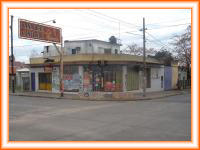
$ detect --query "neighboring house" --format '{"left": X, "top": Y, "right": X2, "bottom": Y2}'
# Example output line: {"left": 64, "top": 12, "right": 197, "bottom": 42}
{"left": 9, "top": 56, "right": 27, "bottom": 90}
{"left": 16, "top": 68, "right": 30, "bottom": 91}
{"left": 178, "top": 66, "right": 187, "bottom": 81}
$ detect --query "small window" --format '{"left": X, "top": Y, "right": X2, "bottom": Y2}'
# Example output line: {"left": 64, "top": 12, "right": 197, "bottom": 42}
{"left": 72, "top": 49, "right": 76, "bottom": 54}
{"left": 76, "top": 47, "right": 81, "bottom": 54}
{"left": 46, "top": 46, "right": 49, "bottom": 53}
{"left": 115, "top": 49, "right": 118, "bottom": 54}
{"left": 104, "top": 49, "right": 111, "bottom": 54}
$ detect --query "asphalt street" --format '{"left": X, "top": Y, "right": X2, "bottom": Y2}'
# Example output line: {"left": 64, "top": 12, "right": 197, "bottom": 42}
{"left": 9, "top": 91, "right": 191, "bottom": 141}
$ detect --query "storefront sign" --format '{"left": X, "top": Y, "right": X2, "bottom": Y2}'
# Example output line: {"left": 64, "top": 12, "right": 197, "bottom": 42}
{"left": 19, "top": 19, "right": 61, "bottom": 44}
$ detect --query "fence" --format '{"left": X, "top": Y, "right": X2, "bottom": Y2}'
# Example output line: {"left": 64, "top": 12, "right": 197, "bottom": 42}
{"left": 177, "top": 79, "right": 191, "bottom": 90}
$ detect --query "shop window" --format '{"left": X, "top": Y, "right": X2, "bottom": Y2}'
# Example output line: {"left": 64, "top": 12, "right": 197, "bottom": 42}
{"left": 103, "top": 66, "right": 122, "bottom": 92}
{"left": 82, "top": 65, "right": 122, "bottom": 92}
{"left": 63, "top": 65, "right": 79, "bottom": 92}
{"left": 64, "top": 65, "right": 78, "bottom": 74}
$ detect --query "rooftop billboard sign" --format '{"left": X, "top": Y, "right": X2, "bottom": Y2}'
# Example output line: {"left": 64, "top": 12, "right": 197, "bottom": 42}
{"left": 18, "top": 19, "right": 61, "bottom": 44}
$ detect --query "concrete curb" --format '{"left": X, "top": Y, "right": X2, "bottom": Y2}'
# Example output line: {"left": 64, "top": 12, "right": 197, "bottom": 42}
{"left": 10, "top": 91, "right": 184, "bottom": 101}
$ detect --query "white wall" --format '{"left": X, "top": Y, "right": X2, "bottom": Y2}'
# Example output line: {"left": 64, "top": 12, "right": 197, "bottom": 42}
{"left": 148, "top": 66, "right": 164, "bottom": 92}
{"left": 64, "top": 41, "right": 88, "bottom": 55}
{"left": 64, "top": 40, "right": 120, "bottom": 55}
{"left": 43, "top": 41, "right": 120, "bottom": 56}
{"left": 92, "top": 42, "right": 120, "bottom": 54}
{"left": 43, "top": 45, "right": 60, "bottom": 57}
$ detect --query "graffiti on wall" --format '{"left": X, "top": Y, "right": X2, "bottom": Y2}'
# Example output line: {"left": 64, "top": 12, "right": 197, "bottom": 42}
{"left": 63, "top": 73, "right": 80, "bottom": 92}
{"left": 52, "top": 67, "right": 60, "bottom": 92}
{"left": 83, "top": 71, "right": 92, "bottom": 93}
{"left": 79, "top": 76, "right": 83, "bottom": 92}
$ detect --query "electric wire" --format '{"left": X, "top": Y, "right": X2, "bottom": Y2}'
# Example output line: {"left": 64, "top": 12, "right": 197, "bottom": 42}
{"left": 145, "top": 31, "right": 173, "bottom": 51}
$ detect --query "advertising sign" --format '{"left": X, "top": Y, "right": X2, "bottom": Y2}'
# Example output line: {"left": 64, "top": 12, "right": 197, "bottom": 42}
{"left": 18, "top": 19, "right": 61, "bottom": 44}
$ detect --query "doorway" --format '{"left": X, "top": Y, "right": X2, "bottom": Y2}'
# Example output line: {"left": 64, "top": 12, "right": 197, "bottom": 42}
{"left": 38, "top": 73, "right": 52, "bottom": 91}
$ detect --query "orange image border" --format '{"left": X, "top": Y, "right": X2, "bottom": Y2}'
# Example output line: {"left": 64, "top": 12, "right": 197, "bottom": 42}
{"left": 1, "top": 0, "right": 199, "bottom": 150}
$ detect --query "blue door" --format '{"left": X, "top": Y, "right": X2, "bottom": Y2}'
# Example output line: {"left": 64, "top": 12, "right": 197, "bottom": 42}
{"left": 164, "top": 66, "right": 172, "bottom": 90}
{"left": 31, "top": 73, "right": 35, "bottom": 91}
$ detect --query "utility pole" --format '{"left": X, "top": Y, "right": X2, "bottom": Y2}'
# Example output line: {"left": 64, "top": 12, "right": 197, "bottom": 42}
{"left": 10, "top": 15, "right": 15, "bottom": 93}
{"left": 53, "top": 36, "right": 64, "bottom": 97}
{"left": 143, "top": 17, "right": 146, "bottom": 97}
{"left": 60, "top": 36, "right": 64, "bottom": 97}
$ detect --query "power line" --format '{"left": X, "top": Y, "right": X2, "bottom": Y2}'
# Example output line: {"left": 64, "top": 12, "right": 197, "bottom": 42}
{"left": 87, "top": 9, "right": 141, "bottom": 28}
{"left": 77, "top": 9, "right": 118, "bottom": 23}
{"left": 145, "top": 31, "right": 173, "bottom": 51}
{"left": 73, "top": 10, "right": 121, "bottom": 30}
{"left": 9, "top": 43, "right": 47, "bottom": 48}
{"left": 146, "top": 32, "right": 168, "bottom": 47}
{"left": 125, "top": 32, "right": 143, "bottom": 36}
{"left": 147, "top": 23, "right": 190, "bottom": 30}
{"left": 146, "top": 18, "right": 191, "bottom": 26}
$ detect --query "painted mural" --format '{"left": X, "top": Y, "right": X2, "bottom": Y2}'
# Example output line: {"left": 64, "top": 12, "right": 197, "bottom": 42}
{"left": 64, "top": 73, "right": 80, "bottom": 92}
{"left": 83, "top": 70, "right": 92, "bottom": 93}
{"left": 52, "top": 67, "right": 60, "bottom": 92}
{"left": 63, "top": 65, "right": 80, "bottom": 92}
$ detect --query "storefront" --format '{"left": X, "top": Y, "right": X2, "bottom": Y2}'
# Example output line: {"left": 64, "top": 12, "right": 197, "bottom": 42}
{"left": 83, "top": 65, "right": 123, "bottom": 92}
{"left": 38, "top": 73, "right": 52, "bottom": 91}
{"left": 29, "top": 54, "right": 168, "bottom": 95}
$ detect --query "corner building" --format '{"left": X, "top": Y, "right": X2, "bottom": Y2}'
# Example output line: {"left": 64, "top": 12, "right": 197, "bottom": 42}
{"left": 29, "top": 39, "right": 177, "bottom": 99}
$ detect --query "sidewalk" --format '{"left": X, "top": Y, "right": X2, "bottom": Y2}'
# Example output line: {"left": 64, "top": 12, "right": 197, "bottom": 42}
{"left": 9, "top": 89, "right": 190, "bottom": 101}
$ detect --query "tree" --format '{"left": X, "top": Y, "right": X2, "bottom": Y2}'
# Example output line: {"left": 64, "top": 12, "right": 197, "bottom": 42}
{"left": 122, "top": 43, "right": 157, "bottom": 56}
{"left": 153, "top": 48, "right": 174, "bottom": 66}
{"left": 171, "top": 25, "right": 191, "bottom": 78}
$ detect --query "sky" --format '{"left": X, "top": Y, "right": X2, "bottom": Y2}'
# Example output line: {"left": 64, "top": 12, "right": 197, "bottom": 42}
{"left": 9, "top": 9, "right": 191, "bottom": 63}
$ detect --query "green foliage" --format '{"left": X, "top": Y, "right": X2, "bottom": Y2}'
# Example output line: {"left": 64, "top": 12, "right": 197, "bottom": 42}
{"left": 154, "top": 49, "right": 174, "bottom": 66}
{"left": 172, "top": 25, "right": 191, "bottom": 67}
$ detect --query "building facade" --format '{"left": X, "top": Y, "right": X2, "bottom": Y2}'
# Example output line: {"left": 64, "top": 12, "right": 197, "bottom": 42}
{"left": 29, "top": 39, "right": 178, "bottom": 99}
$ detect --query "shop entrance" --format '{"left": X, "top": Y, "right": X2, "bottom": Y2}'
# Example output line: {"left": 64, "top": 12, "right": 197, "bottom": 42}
{"left": 39, "top": 73, "right": 52, "bottom": 91}
{"left": 91, "top": 65, "right": 122, "bottom": 92}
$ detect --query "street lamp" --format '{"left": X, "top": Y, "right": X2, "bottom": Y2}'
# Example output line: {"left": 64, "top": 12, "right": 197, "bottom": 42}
{"left": 40, "top": 19, "right": 64, "bottom": 97}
